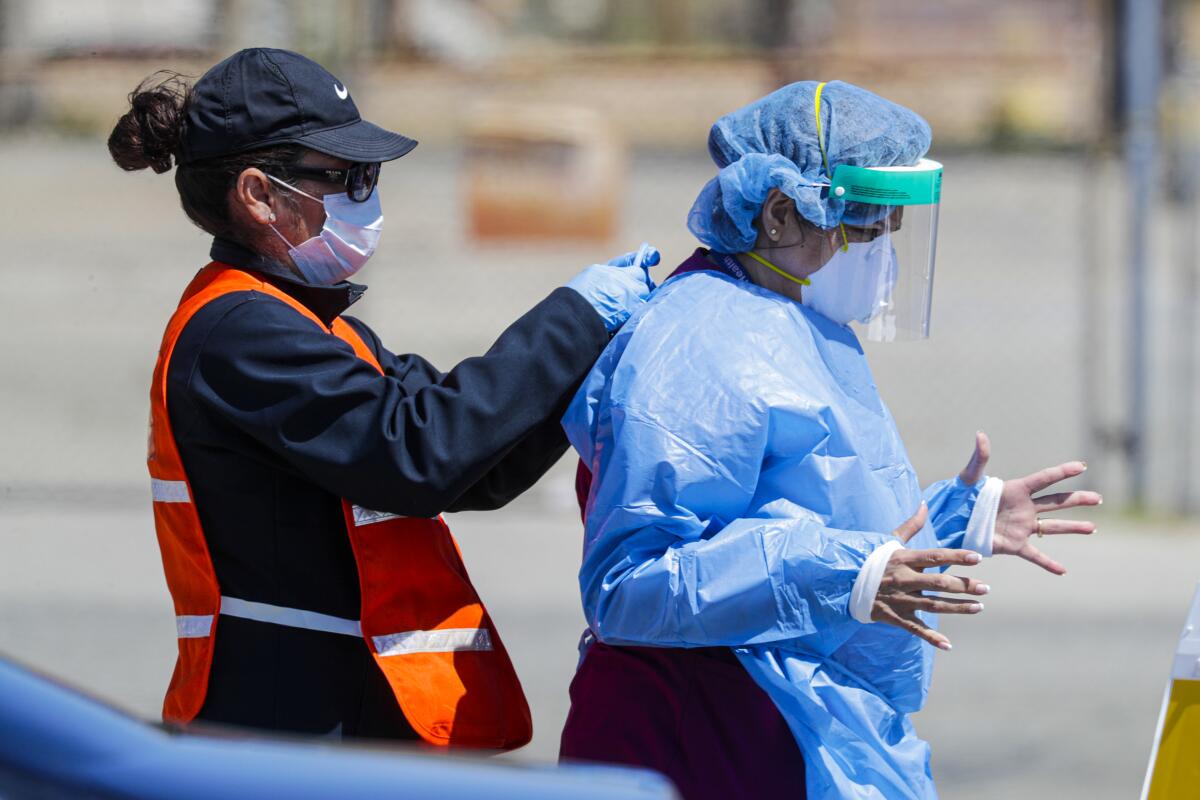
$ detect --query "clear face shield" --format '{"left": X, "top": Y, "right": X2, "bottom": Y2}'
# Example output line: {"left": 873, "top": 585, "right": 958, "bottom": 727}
{"left": 827, "top": 158, "right": 942, "bottom": 342}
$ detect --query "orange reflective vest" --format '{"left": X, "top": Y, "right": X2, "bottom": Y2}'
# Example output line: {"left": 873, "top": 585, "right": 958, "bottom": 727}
{"left": 147, "top": 264, "right": 532, "bottom": 749}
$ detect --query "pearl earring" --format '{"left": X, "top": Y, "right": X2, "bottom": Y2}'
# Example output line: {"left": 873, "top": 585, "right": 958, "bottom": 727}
{"left": 769, "top": 228, "right": 778, "bottom": 236}
{"left": 269, "top": 212, "right": 277, "bottom": 222}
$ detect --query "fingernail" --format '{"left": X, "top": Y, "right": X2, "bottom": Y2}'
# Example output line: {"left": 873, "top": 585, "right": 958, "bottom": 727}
{"left": 970, "top": 603, "right": 984, "bottom": 613}
{"left": 937, "top": 641, "right": 953, "bottom": 651}
{"left": 1081, "top": 461, "right": 1088, "bottom": 470}
{"left": 976, "top": 584, "right": 991, "bottom": 595}
{"left": 965, "top": 553, "right": 982, "bottom": 564}
{"left": 1098, "top": 496, "right": 1104, "bottom": 505}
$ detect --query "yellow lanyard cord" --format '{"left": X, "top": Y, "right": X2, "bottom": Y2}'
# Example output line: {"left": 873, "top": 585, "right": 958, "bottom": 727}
{"left": 813, "top": 81, "right": 850, "bottom": 253}
{"left": 743, "top": 250, "right": 811, "bottom": 286}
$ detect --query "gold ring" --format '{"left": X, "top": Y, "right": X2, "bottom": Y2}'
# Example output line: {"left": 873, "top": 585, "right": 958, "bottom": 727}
{"left": 1036, "top": 519, "right": 1044, "bottom": 538}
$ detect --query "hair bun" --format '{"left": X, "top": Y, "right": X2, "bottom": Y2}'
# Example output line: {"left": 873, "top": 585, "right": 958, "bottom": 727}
{"left": 108, "top": 72, "right": 191, "bottom": 174}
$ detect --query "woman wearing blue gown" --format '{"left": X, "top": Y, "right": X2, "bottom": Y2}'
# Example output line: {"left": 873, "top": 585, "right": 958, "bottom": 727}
{"left": 559, "top": 81, "right": 1101, "bottom": 799}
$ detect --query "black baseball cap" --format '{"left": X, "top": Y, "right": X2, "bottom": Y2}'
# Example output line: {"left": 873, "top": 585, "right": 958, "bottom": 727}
{"left": 178, "top": 48, "right": 417, "bottom": 165}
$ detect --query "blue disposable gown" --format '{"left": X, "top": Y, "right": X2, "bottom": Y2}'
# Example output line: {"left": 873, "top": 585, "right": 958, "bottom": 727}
{"left": 563, "top": 269, "right": 983, "bottom": 799}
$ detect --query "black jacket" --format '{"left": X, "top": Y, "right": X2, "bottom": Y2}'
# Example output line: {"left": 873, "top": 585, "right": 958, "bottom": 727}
{"left": 168, "top": 239, "right": 609, "bottom": 739}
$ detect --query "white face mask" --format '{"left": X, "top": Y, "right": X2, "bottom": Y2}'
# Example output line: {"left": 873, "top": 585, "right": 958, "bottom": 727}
{"left": 267, "top": 175, "right": 383, "bottom": 285}
{"left": 802, "top": 237, "right": 898, "bottom": 326}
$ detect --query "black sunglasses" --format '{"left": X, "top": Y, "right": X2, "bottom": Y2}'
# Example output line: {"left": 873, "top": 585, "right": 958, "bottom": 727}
{"left": 281, "top": 161, "right": 381, "bottom": 202}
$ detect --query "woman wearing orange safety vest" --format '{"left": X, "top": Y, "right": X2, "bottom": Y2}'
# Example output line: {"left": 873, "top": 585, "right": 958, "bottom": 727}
{"left": 107, "top": 48, "right": 659, "bottom": 745}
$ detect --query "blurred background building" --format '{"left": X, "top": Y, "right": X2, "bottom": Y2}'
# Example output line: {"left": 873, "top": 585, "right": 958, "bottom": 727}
{"left": 0, "top": 0, "right": 1113, "bottom": 148}
{"left": 1, "top": 2, "right": 1198, "bottom": 798}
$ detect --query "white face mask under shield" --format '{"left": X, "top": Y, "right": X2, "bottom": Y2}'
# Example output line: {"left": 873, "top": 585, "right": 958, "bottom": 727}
{"left": 267, "top": 175, "right": 384, "bottom": 285}
{"left": 802, "top": 237, "right": 898, "bottom": 327}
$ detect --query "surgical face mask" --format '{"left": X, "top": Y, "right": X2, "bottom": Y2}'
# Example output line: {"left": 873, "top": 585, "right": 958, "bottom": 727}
{"left": 267, "top": 175, "right": 383, "bottom": 285}
{"left": 801, "top": 237, "right": 898, "bottom": 326}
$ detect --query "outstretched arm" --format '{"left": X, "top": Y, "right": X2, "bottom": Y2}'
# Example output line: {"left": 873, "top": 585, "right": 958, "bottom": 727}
{"left": 581, "top": 411, "right": 985, "bottom": 653}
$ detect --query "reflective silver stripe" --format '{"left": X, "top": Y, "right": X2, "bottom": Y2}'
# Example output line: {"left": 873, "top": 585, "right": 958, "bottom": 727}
{"left": 351, "top": 505, "right": 403, "bottom": 527}
{"left": 206, "top": 598, "right": 489, "bottom": 655}
{"left": 219, "top": 596, "right": 362, "bottom": 637}
{"left": 176, "top": 614, "right": 213, "bottom": 638}
{"left": 373, "top": 627, "right": 493, "bottom": 656}
{"left": 151, "top": 479, "right": 191, "bottom": 503}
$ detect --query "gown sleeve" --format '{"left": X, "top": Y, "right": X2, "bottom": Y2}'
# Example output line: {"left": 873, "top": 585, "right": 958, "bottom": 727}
{"left": 922, "top": 476, "right": 984, "bottom": 551}
{"left": 579, "top": 405, "right": 898, "bottom": 651}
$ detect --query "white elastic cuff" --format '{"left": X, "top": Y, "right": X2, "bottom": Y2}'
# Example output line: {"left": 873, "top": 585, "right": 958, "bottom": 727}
{"left": 962, "top": 476, "right": 1003, "bottom": 557}
{"left": 850, "top": 540, "right": 905, "bottom": 624}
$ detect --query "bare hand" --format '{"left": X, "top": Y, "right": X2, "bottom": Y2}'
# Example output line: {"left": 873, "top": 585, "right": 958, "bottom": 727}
{"left": 871, "top": 503, "right": 989, "bottom": 651}
{"left": 959, "top": 432, "right": 1102, "bottom": 575}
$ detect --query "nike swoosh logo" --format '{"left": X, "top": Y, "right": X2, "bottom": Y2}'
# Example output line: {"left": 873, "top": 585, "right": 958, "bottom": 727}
{"left": 334, "top": 83, "right": 349, "bottom": 100}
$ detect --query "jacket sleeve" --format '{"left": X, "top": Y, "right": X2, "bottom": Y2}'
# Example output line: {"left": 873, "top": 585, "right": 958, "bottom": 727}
{"left": 444, "top": 417, "right": 572, "bottom": 512}
{"left": 184, "top": 287, "right": 607, "bottom": 517}
{"left": 343, "top": 316, "right": 574, "bottom": 512}
{"left": 580, "top": 407, "right": 896, "bottom": 652}
{"left": 342, "top": 316, "right": 446, "bottom": 389}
